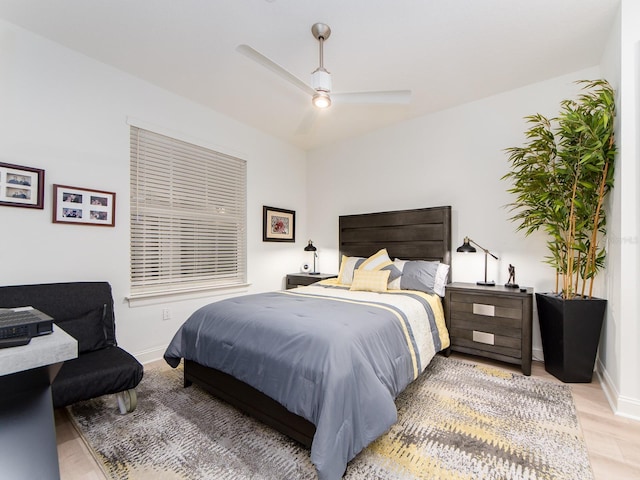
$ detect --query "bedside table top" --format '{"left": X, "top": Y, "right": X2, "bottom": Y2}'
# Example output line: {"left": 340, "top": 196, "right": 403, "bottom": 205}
{"left": 446, "top": 282, "right": 533, "bottom": 295}
{"left": 287, "top": 273, "right": 337, "bottom": 279}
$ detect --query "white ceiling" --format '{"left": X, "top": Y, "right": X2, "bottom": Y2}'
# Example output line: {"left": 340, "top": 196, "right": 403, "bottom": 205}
{"left": 0, "top": 0, "right": 619, "bottom": 151}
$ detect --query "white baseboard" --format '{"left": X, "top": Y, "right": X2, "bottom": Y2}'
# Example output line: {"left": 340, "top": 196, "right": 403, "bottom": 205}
{"left": 134, "top": 346, "right": 168, "bottom": 365}
{"left": 596, "top": 358, "right": 640, "bottom": 421}
{"left": 532, "top": 347, "right": 544, "bottom": 362}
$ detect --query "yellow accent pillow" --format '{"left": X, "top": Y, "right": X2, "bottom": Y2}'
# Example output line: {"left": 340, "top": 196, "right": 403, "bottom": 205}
{"left": 358, "top": 248, "right": 393, "bottom": 271}
{"left": 350, "top": 269, "right": 390, "bottom": 292}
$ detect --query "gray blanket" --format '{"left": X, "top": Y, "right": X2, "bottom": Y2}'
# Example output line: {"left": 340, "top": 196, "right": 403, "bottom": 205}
{"left": 164, "top": 285, "right": 445, "bottom": 480}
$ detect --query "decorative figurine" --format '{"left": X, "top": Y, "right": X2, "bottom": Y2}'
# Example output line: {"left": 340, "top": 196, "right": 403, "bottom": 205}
{"left": 505, "top": 264, "right": 519, "bottom": 288}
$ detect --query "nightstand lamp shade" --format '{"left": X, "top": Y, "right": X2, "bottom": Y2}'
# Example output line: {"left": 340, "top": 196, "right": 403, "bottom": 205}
{"left": 457, "top": 236, "right": 499, "bottom": 286}
{"left": 304, "top": 240, "right": 319, "bottom": 274}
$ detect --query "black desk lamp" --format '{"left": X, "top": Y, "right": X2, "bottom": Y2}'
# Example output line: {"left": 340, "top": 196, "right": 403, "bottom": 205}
{"left": 457, "top": 236, "right": 498, "bottom": 286}
{"left": 304, "top": 240, "right": 319, "bottom": 274}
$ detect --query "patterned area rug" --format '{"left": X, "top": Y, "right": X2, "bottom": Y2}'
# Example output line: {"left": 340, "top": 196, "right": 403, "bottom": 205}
{"left": 68, "top": 356, "right": 593, "bottom": 480}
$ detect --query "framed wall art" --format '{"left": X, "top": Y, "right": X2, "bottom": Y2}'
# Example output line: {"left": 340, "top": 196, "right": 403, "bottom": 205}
{"left": 263, "top": 205, "right": 295, "bottom": 242}
{"left": 0, "top": 162, "right": 45, "bottom": 209}
{"left": 53, "top": 184, "right": 116, "bottom": 227}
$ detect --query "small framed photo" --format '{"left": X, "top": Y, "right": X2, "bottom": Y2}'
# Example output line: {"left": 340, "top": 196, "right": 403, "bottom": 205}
{"left": 53, "top": 184, "right": 116, "bottom": 227}
{"left": 263, "top": 206, "right": 295, "bottom": 242}
{"left": 0, "top": 162, "right": 45, "bottom": 209}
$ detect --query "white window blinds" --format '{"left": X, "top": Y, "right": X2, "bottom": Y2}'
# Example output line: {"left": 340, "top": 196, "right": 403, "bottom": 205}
{"left": 130, "top": 126, "right": 247, "bottom": 297}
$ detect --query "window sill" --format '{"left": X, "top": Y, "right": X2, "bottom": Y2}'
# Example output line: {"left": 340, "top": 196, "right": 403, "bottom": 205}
{"left": 126, "top": 283, "right": 251, "bottom": 307}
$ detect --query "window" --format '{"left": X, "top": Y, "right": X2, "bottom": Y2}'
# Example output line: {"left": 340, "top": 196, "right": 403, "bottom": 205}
{"left": 129, "top": 126, "right": 247, "bottom": 297}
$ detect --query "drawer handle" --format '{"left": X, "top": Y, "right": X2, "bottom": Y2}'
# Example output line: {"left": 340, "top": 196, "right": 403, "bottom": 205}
{"left": 473, "top": 330, "right": 495, "bottom": 345}
{"left": 473, "top": 303, "right": 495, "bottom": 316}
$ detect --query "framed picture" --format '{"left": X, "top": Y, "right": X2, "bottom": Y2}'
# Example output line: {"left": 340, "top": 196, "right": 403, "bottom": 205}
{"left": 53, "top": 184, "right": 116, "bottom": 227}
{"left": 0, "top": 162, "right": 45, "bottom": 209}
{"left": 263, "top": 206, "right": 295, "bottom": 242}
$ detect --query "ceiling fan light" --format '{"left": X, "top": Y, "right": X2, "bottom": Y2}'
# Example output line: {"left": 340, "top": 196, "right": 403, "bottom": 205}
{"left": 312, "top": 91, "right": 331, "bottom": 109}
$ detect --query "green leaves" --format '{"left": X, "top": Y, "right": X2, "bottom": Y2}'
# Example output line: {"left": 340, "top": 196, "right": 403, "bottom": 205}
{"left": 503, "top": 79, "right": 616, "bottom": 299}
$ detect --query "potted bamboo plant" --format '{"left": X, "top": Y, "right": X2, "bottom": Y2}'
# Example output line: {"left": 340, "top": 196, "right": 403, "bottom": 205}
{"left": 502, "top": 79, "right": 616, "bottom": 382}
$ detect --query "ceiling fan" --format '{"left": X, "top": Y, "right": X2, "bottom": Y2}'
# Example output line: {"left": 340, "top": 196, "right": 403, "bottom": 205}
{"left": 237, "top": 23, "right": 411, "bottom": 110}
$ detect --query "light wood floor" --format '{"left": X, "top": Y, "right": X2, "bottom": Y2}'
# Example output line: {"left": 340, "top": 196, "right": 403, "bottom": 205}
{"left": 55, "top": 354, "right": 640, "bottom": 480}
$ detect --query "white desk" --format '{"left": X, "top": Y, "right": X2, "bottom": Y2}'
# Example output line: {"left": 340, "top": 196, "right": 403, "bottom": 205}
{"left": 0, "top": 326, "right": 77, "bottom": 480}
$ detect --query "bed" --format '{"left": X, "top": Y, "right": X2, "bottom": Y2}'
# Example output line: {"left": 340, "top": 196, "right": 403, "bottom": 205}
{"left": 164, "top": 205, "right": 452, "bottom": 480}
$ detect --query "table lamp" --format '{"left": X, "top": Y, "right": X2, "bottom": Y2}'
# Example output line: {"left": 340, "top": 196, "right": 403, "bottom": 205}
{"left": 304, "top": 240, "right": 319, "bottom": 274}
{"left": 457, "top": 236, "right": 498, "bottom": 286}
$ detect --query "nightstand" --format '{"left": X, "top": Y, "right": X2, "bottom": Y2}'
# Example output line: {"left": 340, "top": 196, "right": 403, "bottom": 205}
{"left": 286, "top": 273, "right": 337, "bottom": 289}
{"left": 444, "top": 282, "right": 533, "bottom": 375}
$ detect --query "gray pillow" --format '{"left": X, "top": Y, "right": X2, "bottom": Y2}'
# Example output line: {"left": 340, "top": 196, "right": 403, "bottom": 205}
{"left": 400, "top": 260, "right": 440, "bottom": 294}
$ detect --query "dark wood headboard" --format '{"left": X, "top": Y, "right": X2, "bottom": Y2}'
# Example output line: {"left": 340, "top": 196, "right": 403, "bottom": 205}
{"left": 339, "top": 206, "right": 452, "bottom": 280}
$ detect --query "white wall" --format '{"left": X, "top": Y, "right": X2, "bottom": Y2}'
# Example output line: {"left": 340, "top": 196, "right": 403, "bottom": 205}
{"left": 599, "top": 0, "right": 640, "bottom": 419}
{"left": 307, "top": 67, "right": 601, "bottom": 361}
{"left": 0, "top": 20, "right": 309, "bottom": 362}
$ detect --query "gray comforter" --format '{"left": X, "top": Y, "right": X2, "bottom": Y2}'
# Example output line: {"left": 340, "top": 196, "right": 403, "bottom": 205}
{"left": 164, "top": 284, "right": 447, "bottom": 480}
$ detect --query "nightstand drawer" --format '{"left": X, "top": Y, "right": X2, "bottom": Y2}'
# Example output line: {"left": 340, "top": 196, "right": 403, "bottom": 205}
{"left": 286, "top": 273, "right": 336, "bottom": 289}
{"left": 449, "top": 292, "right": 524, "bottom": 320}
{"left": 450, "top": 312, "right": 522, "bottom": 357}
{"left": 286, "top": 275, "right": 315, "bottom": 289}
{"left": 449, "top": 314, "right": 522, "bottom": 337}
{"left": 449, "top": 326, "right": 522, "bottom": 358}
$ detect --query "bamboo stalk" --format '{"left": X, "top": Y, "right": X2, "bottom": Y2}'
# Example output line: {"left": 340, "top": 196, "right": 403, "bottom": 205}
{"left": 575, "top": 250, "right": 582, "bottom": 297}
{"left": 566, "top": 175, "right": 579, "bottom": 298}
{"left": 587, "top": 160, "right": 610, "bottom": 298}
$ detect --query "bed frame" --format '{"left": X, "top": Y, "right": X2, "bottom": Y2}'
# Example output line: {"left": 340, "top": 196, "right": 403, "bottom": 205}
{"left": 184, "top": 205, "right": 452, "bottom": 448}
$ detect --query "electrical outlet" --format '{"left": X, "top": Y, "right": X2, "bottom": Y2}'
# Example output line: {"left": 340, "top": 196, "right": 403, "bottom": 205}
{"left": 162, "top": 308, "right": 170, "bottom": 321}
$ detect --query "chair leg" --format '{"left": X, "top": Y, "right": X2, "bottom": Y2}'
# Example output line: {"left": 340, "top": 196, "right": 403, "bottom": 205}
{"left": 116, "top": 389, "right": 137, "bottom": 414}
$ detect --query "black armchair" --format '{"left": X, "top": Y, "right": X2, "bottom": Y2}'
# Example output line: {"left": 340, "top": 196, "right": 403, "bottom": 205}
{"left": 0, "top": 282, "right": 143, "bottom": 413}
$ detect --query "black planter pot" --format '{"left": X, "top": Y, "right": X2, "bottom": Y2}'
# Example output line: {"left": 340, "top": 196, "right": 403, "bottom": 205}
{"left": 536, "top": 292, "right": 606, "bottom": 383}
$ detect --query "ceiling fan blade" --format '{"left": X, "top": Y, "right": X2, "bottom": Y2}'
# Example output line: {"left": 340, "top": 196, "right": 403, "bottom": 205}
{"left": 237, "top": 44, "right": 316, "bottom": 97}
{"left": 332, "top": 90, "right": 412, "bottom": 105}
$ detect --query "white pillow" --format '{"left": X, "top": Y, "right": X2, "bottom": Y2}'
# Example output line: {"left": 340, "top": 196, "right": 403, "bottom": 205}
{"left": 434, "top": 263, "right": 450, "bottom": 296}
